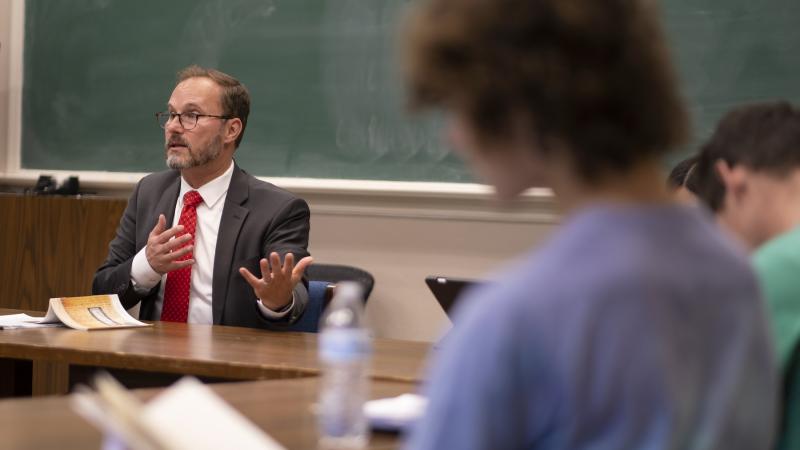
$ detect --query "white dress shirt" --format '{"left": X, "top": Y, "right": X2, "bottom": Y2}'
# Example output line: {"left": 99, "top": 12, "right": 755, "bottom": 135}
{"left": 130, "top": 161, "right": 292, "bottom": 324}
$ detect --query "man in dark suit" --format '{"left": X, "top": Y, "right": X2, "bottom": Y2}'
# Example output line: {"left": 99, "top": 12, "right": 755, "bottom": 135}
{"left": 93, "top": 65, "right": 312, "bottom": 330}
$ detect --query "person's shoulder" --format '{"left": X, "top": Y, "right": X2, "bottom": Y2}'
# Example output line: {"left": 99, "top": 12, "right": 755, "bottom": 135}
{"left": 128, "top": 170, "right": 179, "bottom": 201}
{"left": 234, "top": 166, "right": 309, "bottom": 214}
{"left": 136, "top": 169, "right": 180, "bottom": 188}
{"left": 678, "top": 206, "right": 757, "bottom": 281}
{"left": 594, "top": 204, "right": 750, "bottom": 278}
{"left": 237, "top": 167, "right": 301, "bottom": 200}
{"left": 755, "top": 226, "right": 800, "bottom": 266}
{"left": 754, "top": 226, "right": 800, "bottom": 287}
{"left": 633, "top": 206, "right": 761, "bottom": 312}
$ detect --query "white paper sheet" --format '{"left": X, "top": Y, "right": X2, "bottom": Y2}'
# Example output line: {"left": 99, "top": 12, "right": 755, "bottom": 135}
{"left": 140, "top": 378, "right": 286, "bottom": 450}
{"left": 364, "top": 393, "right": 427, "bottom": 431}
{"left": 0, "top": 313, "right": 62, "bottom": 329}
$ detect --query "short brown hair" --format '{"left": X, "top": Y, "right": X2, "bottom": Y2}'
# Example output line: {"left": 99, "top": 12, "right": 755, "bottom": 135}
{"left": 404, "top": 0, "right": 689, "bottom": 182}
{"left": 177, "top": 65, "right": 250, "bottom": 148}
{"left": 694, "top": 101, "right": 800, "bottom": 212}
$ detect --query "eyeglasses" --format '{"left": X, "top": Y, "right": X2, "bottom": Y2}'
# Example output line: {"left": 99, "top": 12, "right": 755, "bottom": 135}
{"left": 155, "top": 111, "right": 232, "bottom": 130}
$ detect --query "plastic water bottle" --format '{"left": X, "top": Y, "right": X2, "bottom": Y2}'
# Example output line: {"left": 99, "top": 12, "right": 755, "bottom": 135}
{"left": 318, "top": 281, "right": 372, "bottom": 449}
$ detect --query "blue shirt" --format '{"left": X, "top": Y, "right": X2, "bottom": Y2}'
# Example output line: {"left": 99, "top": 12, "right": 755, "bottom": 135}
{"left": 405, "top": 204, "right": 777, "bottom": 450}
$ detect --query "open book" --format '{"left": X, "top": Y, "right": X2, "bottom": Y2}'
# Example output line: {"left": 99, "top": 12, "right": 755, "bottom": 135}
{"left": 72, "top": 374, "right": 286, "bottom": 450}
{"left": 0, "top": 294, "right": 149, "bottom": 330}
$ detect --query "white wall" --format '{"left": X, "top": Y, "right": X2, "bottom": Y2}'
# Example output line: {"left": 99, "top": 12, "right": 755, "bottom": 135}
{"left": 0, "top": 0, "right": 560, "bottom": 342}
{"left": 301, "top": 191, "right": 558, "bottom": 341}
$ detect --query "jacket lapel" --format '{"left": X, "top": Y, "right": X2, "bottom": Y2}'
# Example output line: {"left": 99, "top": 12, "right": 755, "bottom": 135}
{"left": 155, "top": 173, "right": 181, "bottom": 227}
{"left": 212, "top": 164, "right": 249, "bottom": 324}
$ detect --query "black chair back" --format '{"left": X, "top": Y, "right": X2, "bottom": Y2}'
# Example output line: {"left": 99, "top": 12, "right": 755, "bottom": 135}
{"left": 306, "top": 263, "right": 375, "bottom": 306}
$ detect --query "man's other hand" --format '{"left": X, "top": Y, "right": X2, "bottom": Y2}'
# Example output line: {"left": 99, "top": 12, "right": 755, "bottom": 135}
{"left": 239, "top": 252, "right": 314, "bottom": 311}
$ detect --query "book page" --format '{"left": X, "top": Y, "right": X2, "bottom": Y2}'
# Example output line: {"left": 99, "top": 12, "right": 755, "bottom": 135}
{"left": 141, "top": 378, "right": 286, "bottom": 450}
{"left": 0, "top": 313, "right": 63, "bottom": 329}
{"left": 72, "top": 376, "right": 284, "bottom": 450}
{"left": 50, "top": 295, "right": 150, "bottom": 331}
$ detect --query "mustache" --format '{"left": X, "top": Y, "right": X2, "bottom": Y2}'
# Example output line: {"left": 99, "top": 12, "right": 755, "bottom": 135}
{"left": 165, "top": 135, "right": 190, "bottom": 149}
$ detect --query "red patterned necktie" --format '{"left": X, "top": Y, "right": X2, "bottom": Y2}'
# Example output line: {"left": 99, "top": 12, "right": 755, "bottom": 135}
{"left": 160, "top": 190, "right": 203, "bottom": 322}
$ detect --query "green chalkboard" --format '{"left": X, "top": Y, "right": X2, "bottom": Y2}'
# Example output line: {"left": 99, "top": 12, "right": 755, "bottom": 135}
{"left": 20, "top": 0, "right": 800, "bottom": 182}
{"left": 22, "top": 0, "right": 461, "bottom": 182}
{"left": 661, "top": 0, "right": 800, "bottom": 145}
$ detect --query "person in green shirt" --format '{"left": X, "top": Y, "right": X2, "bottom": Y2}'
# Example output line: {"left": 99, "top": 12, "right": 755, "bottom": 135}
{"left": 694, "top": 101, "right": 800, "bottom": 449}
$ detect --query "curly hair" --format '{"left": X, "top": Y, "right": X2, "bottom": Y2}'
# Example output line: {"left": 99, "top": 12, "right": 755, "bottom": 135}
{"left": 177, "top": 65, "right": 250, "bottom": 148}
{"left": 404, "top": 0, "right": 689, "bottom": 182}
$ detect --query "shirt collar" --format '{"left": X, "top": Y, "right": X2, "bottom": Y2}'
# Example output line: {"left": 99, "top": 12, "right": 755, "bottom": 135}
{"left": 178, "top": 161, "right": 234, "bottom": 209}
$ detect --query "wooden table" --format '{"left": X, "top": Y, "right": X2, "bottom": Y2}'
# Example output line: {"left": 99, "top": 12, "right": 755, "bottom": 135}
{"left": 0, "top": 377, "right": 413, "bottom": 450}
{"left": 0, "top": 308, "right": 430, "bottom": 396}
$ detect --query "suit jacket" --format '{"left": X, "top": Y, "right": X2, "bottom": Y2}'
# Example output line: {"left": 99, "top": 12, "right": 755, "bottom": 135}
{"left": 92, "top": 164, "right": 311, "bottom": 330}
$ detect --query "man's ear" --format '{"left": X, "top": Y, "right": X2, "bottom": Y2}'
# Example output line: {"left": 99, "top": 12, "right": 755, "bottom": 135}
{"left": 715, "top": 159, "right": 748, "bottom": 202}
{"left": 225, "top": 118, "right": 243, "bottom": 146}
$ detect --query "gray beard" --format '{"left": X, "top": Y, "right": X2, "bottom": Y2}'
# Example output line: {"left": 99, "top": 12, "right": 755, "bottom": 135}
{"left": 165, "top": 135, "right": 223, "bottom": 170}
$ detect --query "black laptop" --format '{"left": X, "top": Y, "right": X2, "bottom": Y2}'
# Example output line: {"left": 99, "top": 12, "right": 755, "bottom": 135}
{"left": 425, "top": 276, "right": 477, "bottom": 315}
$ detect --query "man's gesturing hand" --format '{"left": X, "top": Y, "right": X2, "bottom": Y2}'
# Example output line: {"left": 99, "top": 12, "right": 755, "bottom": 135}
{"left": 239, "top": 252, "right": 314, "bottom": 311}
{"left": 145, "top": 214, "right": 195, "bottom": 275}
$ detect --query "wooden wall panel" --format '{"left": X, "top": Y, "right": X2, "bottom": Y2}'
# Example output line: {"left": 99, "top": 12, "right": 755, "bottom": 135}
{"left": 0, "top": 195, "right": 126, "bottom": 311}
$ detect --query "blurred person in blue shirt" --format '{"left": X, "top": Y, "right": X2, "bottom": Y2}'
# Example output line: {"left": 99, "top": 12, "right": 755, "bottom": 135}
{"left": 400, "top": 0, "right": 777, "bottom": 449}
